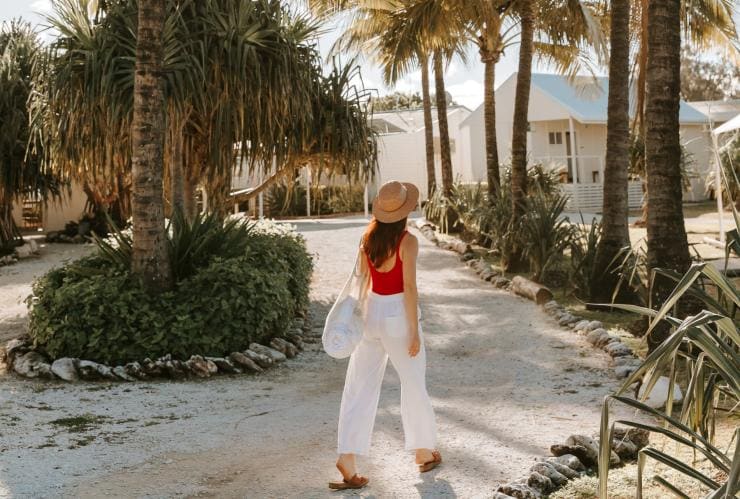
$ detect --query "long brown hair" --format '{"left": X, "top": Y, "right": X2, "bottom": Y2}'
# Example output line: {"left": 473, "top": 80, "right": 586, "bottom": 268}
{"left": 362, "top": 217, "right": 408, "bottom": 268}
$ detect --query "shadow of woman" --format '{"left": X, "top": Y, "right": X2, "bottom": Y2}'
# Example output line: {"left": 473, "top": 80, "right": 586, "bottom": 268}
{"left": 415, "top": 472, "right": 457, "bottom": 498}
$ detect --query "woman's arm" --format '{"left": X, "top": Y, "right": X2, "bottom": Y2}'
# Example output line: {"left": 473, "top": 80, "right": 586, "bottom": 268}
{"left": 401, "top": 234, "right": 421, "bottom": 357}
{"left": 358, "top": 245, "right": 371, "bottom": 303}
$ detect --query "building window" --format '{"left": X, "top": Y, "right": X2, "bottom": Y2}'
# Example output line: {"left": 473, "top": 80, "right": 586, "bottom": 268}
{"left": 548, "top": 132, "right": 563, "bottom": 145}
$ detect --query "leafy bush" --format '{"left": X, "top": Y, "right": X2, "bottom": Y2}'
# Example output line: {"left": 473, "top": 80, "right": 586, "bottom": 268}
{"left": 597, "top": 262, "right": 739, "bottom": 498}
{"left": 27, "top": 217, "right": 313, "bottom": 364}
{"left": 521, "top": 191, "right": 575, "bottom": 282}
{"left": 568, "top": 217, "right": 602, "bottom": 299}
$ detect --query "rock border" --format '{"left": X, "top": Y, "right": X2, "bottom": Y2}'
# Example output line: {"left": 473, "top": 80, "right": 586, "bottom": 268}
{"left": 2, "top": 312, "right": 315, "bottom": 383}
{"left": 0, "top": 239, "right": 41, "bottom": 267}
{"left": 493, "top": 428, "right": 650, "bottom": 498}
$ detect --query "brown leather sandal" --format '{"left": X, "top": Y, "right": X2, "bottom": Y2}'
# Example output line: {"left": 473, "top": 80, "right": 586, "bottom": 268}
{"left": 328, "top": 474, "right": 369, "bottom": 490}
{"left": 419, "top": 450, "right": 442, "bottom": 473}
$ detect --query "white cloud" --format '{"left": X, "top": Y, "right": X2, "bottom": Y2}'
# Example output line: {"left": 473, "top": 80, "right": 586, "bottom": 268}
{"left": 445, "top": 62, "right": 459, "bottom": 79}
{"left": 30, "top": 0, "right": 52, "bottom": 13}
{"left": 446, "top": 79, "right": 484, "bottom": 110}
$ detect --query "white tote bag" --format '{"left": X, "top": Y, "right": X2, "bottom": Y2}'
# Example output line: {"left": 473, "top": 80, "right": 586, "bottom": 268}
{"left": 322, "top": 248, "right": 365, "bottom": 359}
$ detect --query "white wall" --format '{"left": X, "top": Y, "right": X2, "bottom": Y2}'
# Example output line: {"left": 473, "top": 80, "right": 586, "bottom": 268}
{"left": 12, "top": 181, "right": 88, "bottom": 233}
{"left": 680, "top": 125, "right": 712, "bottom": 201}
{"left": 374, "top": 107, "right": 472, "bottom": 200}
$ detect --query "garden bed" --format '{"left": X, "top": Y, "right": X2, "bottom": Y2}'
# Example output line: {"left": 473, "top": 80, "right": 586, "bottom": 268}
{"left": 4, "top": 216, "right": 314, "bottom": 383}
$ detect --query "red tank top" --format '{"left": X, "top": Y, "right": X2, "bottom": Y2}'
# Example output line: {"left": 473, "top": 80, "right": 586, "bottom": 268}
{"left": 367, "top": 231, "right": 407, "bottom": 295}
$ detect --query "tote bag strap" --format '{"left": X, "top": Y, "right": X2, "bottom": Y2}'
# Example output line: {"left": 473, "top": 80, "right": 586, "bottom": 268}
{"left": 337, "top": 239, "right": 364, "bottom": 299}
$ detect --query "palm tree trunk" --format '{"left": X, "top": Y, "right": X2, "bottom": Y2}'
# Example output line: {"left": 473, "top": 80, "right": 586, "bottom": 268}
{"left": 0, "top": 201, "right": 20, "bottom": 249}
{"left": 645, "top": 0, "right": 691, "bottom": 349}
{"left": 506, "top": 0, "right": 534, "bottom": 272}
{"left": 433, "top": 51, "right": 453, "bottom": 197}
{"left": 420, "top": 54, "right": 436, "bottom": 197}
{"left": 480, "top": 25, "right": 502, "bottom": 201}
{"left": 590, "top": 0, "right": 631, "bottom": 303}
{"left": 131, "top": 0, "right": 172, "bottom": 291}
{"left": 483, "top": 57, "right": 500, "bottom": 200}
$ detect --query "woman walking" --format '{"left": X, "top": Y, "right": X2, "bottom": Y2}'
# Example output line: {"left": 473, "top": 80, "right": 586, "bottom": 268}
{"left": 330, "top": 181, "right": 441, "bottom": 491}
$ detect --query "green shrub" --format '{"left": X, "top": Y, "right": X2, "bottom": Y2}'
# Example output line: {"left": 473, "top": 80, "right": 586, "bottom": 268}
{"left": 568, "top": 217, "right": 601, "bottom": 299}
{"left": 26, "top": 218, "right": 313, "bottom": 364}
{"left": 520, "top": 191, "right": 575, "bottom": 282}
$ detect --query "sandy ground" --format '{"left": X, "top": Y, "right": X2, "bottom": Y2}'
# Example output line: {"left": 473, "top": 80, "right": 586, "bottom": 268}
{"left": 0, "top": 217, "right": 630, "bottom": 498}
{"left": 0, "top": 240, "right": 93, "bottom": 343}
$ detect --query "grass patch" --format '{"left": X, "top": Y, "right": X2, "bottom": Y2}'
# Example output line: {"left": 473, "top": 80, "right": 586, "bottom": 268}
{"left": 551, "top": 289, "right": 636, "bottom": 330}
{"left": 49, "top": 414, "right": 110, "bottom": 432}
{"left": 69, "top": 435, "right": 96, "bottom": 448}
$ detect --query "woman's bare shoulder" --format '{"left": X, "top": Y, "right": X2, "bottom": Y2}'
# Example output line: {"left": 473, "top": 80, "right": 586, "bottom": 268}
{"left": 401, "top": 232, "right": 418, "bottom": 251}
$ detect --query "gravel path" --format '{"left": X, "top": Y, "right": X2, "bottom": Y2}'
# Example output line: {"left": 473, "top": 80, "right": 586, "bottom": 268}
{"left": 0, "top": 218, "right": 626, "bottom": 498}
{"left": 0, "top": 241, "right": 92, "bottom": 344}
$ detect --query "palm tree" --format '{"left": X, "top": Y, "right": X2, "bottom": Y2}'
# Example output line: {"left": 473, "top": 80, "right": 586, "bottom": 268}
{"left": 433, "top": 50, "right": 454, "bottom": 196}
{"left": 590, "top": 0, "right": 631, "bottom": 302}
{"left": 462, "top": 0, "right": 518, "bottom": 201}
{"left": 506, "top": 0, "right": 534, "bottom": 272}
{"left": 319, "top": 0, "right": 466, "bottom": 199}
{"left": 644, "top": 0, "right": 692, "bottom": 349}
{"left": 0, "top": 20, "right": 57, "bottom": 250}
{"left": 504, "top": 0, "right": 605, "bottom": 271}
{"left": 130, "top": 0, "right": 171, "bottom": 290}
{"left": 420, "top": 54, "right": 436, "bottom": 196}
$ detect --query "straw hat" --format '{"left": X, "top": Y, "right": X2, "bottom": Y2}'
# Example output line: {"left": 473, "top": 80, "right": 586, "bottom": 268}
{"left": 372, "top": 181, "right": 419, "bottom": 223}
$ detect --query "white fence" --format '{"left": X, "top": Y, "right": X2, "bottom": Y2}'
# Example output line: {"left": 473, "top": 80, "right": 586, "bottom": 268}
{"left": 560, "top": 182, "right": 643, "bottom": 212}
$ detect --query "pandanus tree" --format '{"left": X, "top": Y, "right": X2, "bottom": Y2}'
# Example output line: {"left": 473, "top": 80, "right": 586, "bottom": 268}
{"left": 34, "top": 0, "right": 376, "bottom": 222}
{"left": 35, "top": 0, "right": 376, "bottom": 289}
{"left": 0, "top": 20, "right": 59, "bottom": 251}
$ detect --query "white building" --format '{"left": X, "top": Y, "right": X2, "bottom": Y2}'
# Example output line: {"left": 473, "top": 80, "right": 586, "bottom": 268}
{"left": 372, "top": 105, "right": 472, "bottom": 200}
{"left": 461, "top": 73, "right": 713, "bottom": 211}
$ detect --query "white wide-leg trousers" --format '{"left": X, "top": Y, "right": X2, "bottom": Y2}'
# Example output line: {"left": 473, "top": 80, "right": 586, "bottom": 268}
{"left": 337, "top": 291, "right": 437, "bottom": 456}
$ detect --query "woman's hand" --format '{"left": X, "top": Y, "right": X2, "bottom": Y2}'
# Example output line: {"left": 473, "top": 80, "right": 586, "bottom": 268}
{"left": 408, "top": 332, "right": 421, "bottom": 357}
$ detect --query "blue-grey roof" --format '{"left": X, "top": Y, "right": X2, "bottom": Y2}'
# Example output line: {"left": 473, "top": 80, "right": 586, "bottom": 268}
{"left": 529, "top": 73, "right": 708, "bottom": 124}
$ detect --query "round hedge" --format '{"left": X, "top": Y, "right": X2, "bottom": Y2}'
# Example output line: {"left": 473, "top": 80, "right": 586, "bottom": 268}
{"left": 27, "top": 228, "right": 313, "bottom": 365}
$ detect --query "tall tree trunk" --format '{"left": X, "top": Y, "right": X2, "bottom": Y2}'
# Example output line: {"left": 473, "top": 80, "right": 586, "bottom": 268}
{"left": 420, "top": 54, "right": 436, "bottom": 197}
{"left": 131, "top": 0, "right": 171, "bottom": 291}
{"left": 433, "top": 51, "right": 453, "bottom": 197}
{"left": 506, "top": 0, "right": 534, "bottom": 272}
{"left": 0, "top": 201, "right": 20, "bottom": 249}
{"left": 480, "top": 25, "right": 502, "bottom": 201}
{"left": 645, "top": 0, "right": 691, "bottom": 350}
{"left": 590, "top": 0, "right": 631, "bottom": 303}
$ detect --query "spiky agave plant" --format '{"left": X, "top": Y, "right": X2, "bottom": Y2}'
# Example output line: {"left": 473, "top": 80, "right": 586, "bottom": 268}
{"left": 596, "top": 259, "right": 739, "bottom": 497}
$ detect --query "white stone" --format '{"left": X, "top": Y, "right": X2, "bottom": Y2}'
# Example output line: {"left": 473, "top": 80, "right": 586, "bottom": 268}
{"left": 638, "top": 376, "right": 683, "bottom": 409}
{"left": 14, "top": 243, "right": 35, "bottom": 259}
{"left": 51, "top": 358, "right": 79, "bottom": 382}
